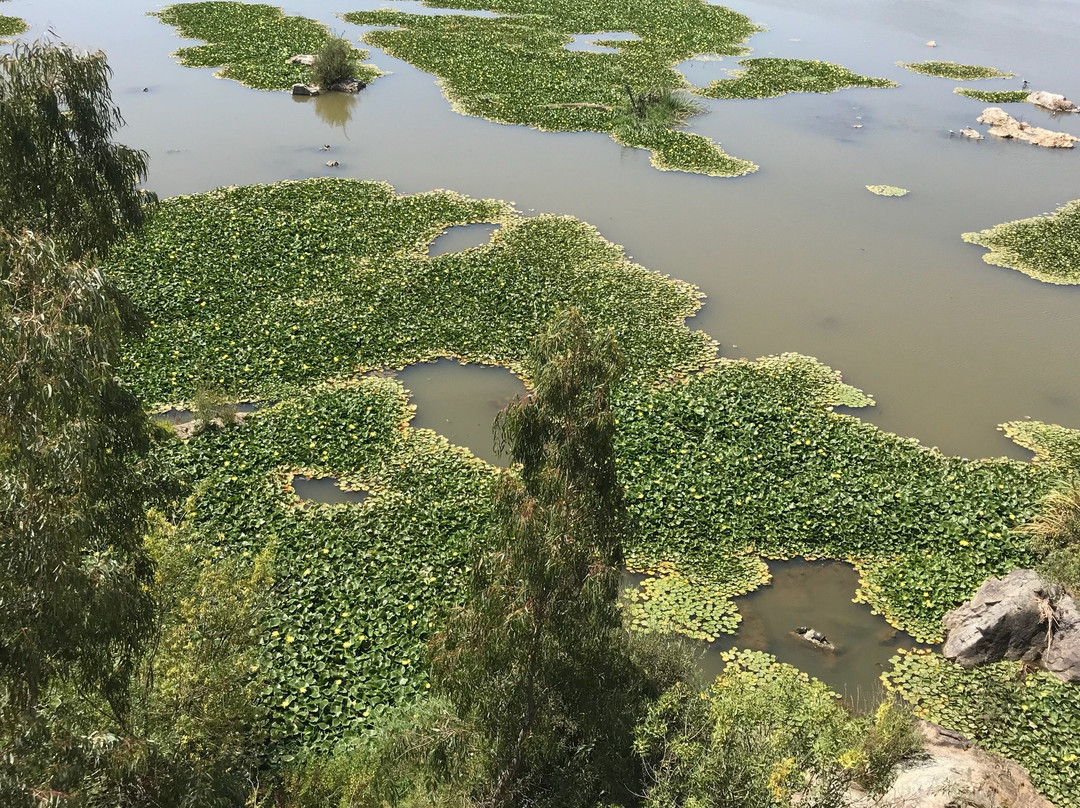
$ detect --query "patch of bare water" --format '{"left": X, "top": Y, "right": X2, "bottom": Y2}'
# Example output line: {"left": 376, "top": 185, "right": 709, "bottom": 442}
{"left": 395, "top": 359, "right": 526, "bottom": 464}
{"left": 699, "top": 559, "right": 927, "bottom": 704}
{"left": 428, "top": 222, "right": 501, "bottom": 256}
{"left": 563, "top": 31, "right": 640, "bottom": 54}
{"left": 292, "top": 475, "right": 370, "bottom": 505}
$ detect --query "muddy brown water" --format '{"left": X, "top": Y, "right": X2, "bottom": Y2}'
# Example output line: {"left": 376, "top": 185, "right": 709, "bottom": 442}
{"left": 395, "top": 359, "right": 526, "bottom": 465}
{"left": 11, "top": 0, "right": 1079, "bottom": 676}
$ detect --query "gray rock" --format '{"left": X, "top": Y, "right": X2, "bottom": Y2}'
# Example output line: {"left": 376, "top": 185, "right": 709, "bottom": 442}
{"left": 943, "top": 569, "right": 1080, "bottom": 682}
{"left": 793, "top": 626, "right": 835, "bottom": 651}
{"left": 291, "top": 83, "right": 321, "bottom": 97}
{"left": 287, "top": 54, "right": 315, "bottom": 66}
{"left": 848, "top": 721, "right": 1055, "bottom": 808}
{"left": 329, "top": 79, "right": 366, "bottom": 94}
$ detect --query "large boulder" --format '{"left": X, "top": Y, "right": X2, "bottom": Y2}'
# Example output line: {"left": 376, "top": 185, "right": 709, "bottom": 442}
{"left": 850, "top": 721, "right": 1055, "bottom": 808}
{"left": 977, "top": 107, "right": 1079, "bottom": 148}
{"left": 1027, "top": 90, "right": 1079, "bottom": 112}
{"left": 943, "top": 569, "right": 1080, "bottom": 682}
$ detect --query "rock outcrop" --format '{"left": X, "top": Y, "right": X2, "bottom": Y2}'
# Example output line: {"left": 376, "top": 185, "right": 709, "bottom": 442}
{"left": 792, "top": 626, "right": 835, "bottom": 651}
{"left": 960, "top": 127, "right": 984, "bottom": 139}
{"left": 287, "top": 54, "right": 315, "bottom": 66}
{"left": 291, "top": 83, "right": 321, "bottom": 97}
{"left": 977, "top": 107, "right": 1079, "bottom": 148}
{"left": 943, "top": 569, "right": 1080, "bottom": 682}
{"left": 1027, "top": 90, "right": 1079, "bottom": 113}
{"left": 850, "top": 721, "right": 1055, "bottom": 808}
{"left": 329, "top": 79, "right": 366, "bottom": 94}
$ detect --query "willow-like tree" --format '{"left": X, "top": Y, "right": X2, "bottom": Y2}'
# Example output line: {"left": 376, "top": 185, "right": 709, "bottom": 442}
{"left": 0, "top": 230, "right": 165, "bottom": 715}
{"left": 0, "top": 41, "right": 155, "bottom": 260}
{"left": 430, "top": 309, "right": 646, "bottom": 808}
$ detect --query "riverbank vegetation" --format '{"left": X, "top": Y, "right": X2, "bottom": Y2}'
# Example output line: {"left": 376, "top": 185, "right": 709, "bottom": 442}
{"left": 156, "top": 2, "right": 381, "bottom": 91}
{"left": 885, "top": 650, "right": 1080, "bottom": 807}
{"left": 899, "top": 60, "right": 1013, "bottom": 79}
{"left": 963, "top": 198, "right": 1080, "bottom": 284}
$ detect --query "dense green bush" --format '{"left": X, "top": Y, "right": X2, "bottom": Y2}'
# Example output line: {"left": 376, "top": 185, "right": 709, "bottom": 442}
{"left": 311, "top": 37, "right": 358, "bottom": 89}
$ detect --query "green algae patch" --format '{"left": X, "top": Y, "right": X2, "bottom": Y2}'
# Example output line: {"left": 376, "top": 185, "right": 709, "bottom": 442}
{"left": 613, "top": 353, "right": 1069, "bottom": 644}
{"left": 898, "top": 60, "right": 1013, "bottom": 80}
{"left": 954, "top": 87, "right": 1029, "bottom": 103}
{"left": 156, "top": 2, "right": 381, "bottom": 90}
{"left": 109, "top": 178, "right": 716, "bottom": 405}
{"left": 701, "top": 58, "right": 895, "bottom": 100}
{"left": 963, "top": 199, "right": 1080, "bottom": 285}
{"left": 866, "top": 184, "right": 908, "bottom": 197}
{"left": 170, "top": 376, "right": 499, "bottom": 752}
{"left": 885, "top": 650, "right": 1080, "bottom": 807}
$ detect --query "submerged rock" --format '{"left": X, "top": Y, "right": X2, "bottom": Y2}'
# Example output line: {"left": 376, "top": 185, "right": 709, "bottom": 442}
{"left": 329, "top": 79, "right": 366, "bottom": 94}
{"left": 1026, "top": 90, "right": 1079, "bottom": 112}
{"left": 793, "top": 626, "right": 835, "bottom": 651}
{"left": 943, "top": 568, "right": 1080, "bottom": 682}
{"left": 849, "top": 721, "right": 1055, "bottom": 808}
{"left": 977, "top": 107, "right": 1079, "bottom": 147}
{"left": 292, "top": 83, "right": 320, "bottom": 97}
{"left": 287, "top": 54, "right": 315, "bottom": 66}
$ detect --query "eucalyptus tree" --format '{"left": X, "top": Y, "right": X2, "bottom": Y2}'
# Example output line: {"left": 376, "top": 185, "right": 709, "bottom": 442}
{"left": 0, "top": 229, "right": 165, "bottom": 716}
{"left": 0, "top": 40, "right": 155, "bottom": 261}
{"left": 429, "top": 309, "right": 648, "bottom": 808}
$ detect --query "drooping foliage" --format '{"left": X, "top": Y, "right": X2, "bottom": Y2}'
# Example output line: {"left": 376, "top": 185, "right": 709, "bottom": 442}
{"left": 0, "top": 230, "right": 166, "bottom": 714}
{"left": 0, "top": 42, "right": 154, "bottom": 261}
{"left": 429, "top": 310, "right": 647, "bottom": 808}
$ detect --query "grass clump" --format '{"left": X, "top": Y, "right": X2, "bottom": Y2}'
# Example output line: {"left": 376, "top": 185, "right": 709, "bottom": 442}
{"left": 867, "top": 184, "right": 909, "bottom": 197}
{"left": 963, "top": 199, "right": 1080, "bottom": 285}
{"left": 614, "top": 353, "right": 1069, "bottom": 643}
{"left": 108, "top": 178, "right": 716, "bottom": 405}
{"left": 899, "top": 60, "right": 1013, "bottom": 80}
{"left": 156, "top": 2, "right": 380, "bottom": 91}
{"left": 1020, "top": 479, "right": 1080, "bottom": 596}
{"left": 310, "top": 36, "right": 358, "bottom": 90}
{"left": 885, "top": 650, "right": 1080, "bottom": 807}
{"left": 702, "top": 57, "right": 895, "bottom": 100}
{"left": 342, "top": 1, "right": 893, "bottom": 176}
{"left": 954, "top": 87, "right": 1029, "bottom": 103}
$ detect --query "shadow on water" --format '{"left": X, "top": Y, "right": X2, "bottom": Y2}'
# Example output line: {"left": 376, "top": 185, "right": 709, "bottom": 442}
{"left": 695, "top": 559, "right": 929, "bottom": 707}
{"left": 395, "top": 358, "right": 526, "bottom": 465}
{"left": 428, "top": 222, "right": 501, "bottom": 257}
{"left": 292, "top": 475, "right": 369, "bottom": 506}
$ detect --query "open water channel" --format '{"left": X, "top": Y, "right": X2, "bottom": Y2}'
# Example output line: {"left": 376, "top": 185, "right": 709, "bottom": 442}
{"left": 9, "top": 0, "right": 1079, "bottom": 693}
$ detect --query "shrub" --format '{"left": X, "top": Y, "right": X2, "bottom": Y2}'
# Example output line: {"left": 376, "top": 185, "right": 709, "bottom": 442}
{"left": 311, "top": 37, "right": 358, "bottom": 90}
{"left": 1021, "top": 478, "right": 1080, "bottom": 595}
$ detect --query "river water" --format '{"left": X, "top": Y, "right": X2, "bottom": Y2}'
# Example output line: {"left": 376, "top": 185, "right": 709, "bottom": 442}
{"left": 9, "top": 0, "right": 1079, "bottom": 690}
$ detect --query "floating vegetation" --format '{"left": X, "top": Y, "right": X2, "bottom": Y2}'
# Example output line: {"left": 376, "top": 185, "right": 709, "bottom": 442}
{"left": 1003, "top": 419, "right": 1080, "bottom": 470}
{"left": 342, "top": 1, "right": 892, "bottom": 175}
{"left": 0, "top": 4, "right": 26, "bottom": 39}
{"left": 170, "top": 377, "right": 498, "bottom": 751}
{"left": 962, "top": 199, "right": 1080, "bottom": 285}
{"left": 614, "top": 353, "right": 1071, "bottom": 643}
{"left": 108, "top": 178, "right": 715, "bottom": 405}
{"left": 623, "top": 555, "right": 769, "bottom": 640}
{"left": 156, "top": 2, "right": 381, "bottom": 91}
{"left": 884, "top": 650, "right": 1080, "bottom": 807}
{"left": 954, "top": 87, "right": 1029, "bottom": 103}
{"left": 701, "top": 58, "right": 895, "bottom": 100}
{"left": 898, "top": 60, "right": 1013, "bottom": 80}
{"left": 866, "top": 185, "right": 909, "bottom": 197}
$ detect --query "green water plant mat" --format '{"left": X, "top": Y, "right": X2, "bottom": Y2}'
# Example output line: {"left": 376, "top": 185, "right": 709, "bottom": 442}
{"left": 885, "top": 650, "right": 1080, "bottom": 807}
{"left": 866, "top": 185, "right": 908, "bottom": 197}
{"left": 963, "top": 199, "right": 1080, "bottom": 285}
{"left": 342, "top": 0, "right": 892, "bottom": 176}
{"left": 156, "top": 1, "right": 381, "bottom": 90}
{"left": 898, "top": 60, "right": 1013, "bottom": 80}
{"left": 954, "top": 87, "right": 1029, "bottom": 103}
{"left": 0, "top": 13, "right": 26, "bottom": 39}
{"left": 701, "top": 57, "right": 894, "bottom": 100}
{"left": 109, "top": 178, "right": 715, "bottom": 405}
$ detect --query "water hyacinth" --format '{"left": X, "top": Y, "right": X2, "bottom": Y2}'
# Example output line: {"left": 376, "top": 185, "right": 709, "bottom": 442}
{"left": 953, "top": 87, "right": 1029, "bottom": 103}
{"left": 702, "top": 58, "right": 894, "bottom": 100}
{"left": 866, "top": 185, "right": 909, "bottom": 197}
{"left": 963, "top": 199, "right": 1080, "bottom": 285}
{"left": 898, "top": 60, "right": 1014, "bottom": 80}
{"left": 156, "top": 1, "right": 382, "bottom": 90}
